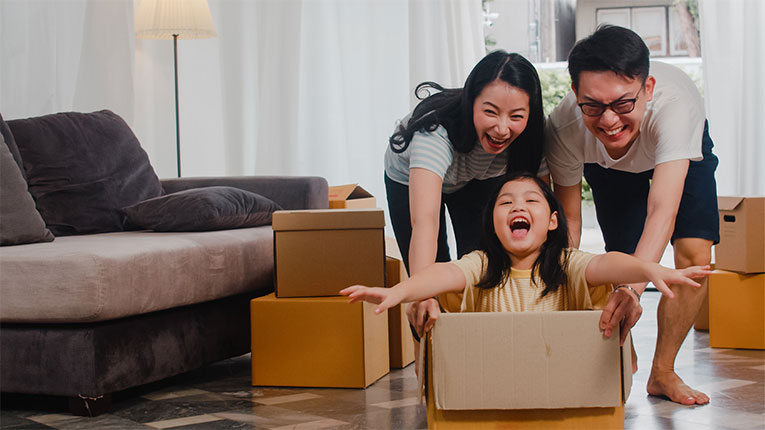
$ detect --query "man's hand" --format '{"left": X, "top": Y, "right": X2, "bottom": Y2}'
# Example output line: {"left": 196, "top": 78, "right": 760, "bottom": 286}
{"left": 599, "top": 288, "right": 643, "bottom": 345}
{"left": 406, "top": 298, "right": 441, "bottom": 338}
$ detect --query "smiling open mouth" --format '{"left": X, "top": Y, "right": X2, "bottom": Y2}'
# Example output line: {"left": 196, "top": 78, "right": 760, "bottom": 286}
{"left": 602, "top": 125, "right": 626, "bottom": 136}
{"left": 510, "top": 217, "right": 530, "bottom": 238}
{"left": 487, "top": 135, "right": 509, "bottom": 147}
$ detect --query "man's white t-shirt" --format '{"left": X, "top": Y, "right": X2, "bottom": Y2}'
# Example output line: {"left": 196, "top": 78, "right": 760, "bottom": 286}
{"left": 545, "top": 61, "right": 705, "bottom": 187}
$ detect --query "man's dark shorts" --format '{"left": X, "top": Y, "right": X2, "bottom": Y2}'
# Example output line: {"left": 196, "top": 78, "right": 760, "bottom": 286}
{"left": 583, "top": 120, "right": 720, "bottom": 254}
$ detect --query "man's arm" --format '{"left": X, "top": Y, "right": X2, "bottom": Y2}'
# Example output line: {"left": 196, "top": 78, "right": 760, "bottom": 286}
{"left": 554, "top": 181, "right": 583, "bottom": 248}
{"left": 629, "top": 159, "right": 689, "bottom": 294}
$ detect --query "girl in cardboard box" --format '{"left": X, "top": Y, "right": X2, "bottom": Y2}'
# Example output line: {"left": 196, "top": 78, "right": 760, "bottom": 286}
{"left": 341, "top": 172, "right": 711, "bottom": 345}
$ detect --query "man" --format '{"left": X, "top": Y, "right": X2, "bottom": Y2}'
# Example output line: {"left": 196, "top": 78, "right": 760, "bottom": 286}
{"left": 546, "top": 25, "right": 719, "bottom": 405}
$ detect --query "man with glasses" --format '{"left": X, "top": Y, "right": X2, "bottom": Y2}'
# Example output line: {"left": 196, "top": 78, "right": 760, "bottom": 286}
{"left": 546, "top": 25, "right": 719, "bottom": 406}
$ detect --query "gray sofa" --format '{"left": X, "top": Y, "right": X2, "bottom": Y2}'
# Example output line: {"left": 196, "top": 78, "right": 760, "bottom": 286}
{"left": 0, "top": 111, "right": 328, "bottom": 415}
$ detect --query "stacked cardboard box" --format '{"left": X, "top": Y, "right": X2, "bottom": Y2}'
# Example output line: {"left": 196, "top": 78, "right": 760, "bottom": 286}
{"left": 708, "top": 197, "right": 764, "bottom": 350}
{"left": 423, "top": 312, "right": 631, "bottom": 429}
{"left": 384, "top": 235, "right": 415, "bottom": 368}
{"left": 250, "top": 205, "right": 390, "bottom": 388}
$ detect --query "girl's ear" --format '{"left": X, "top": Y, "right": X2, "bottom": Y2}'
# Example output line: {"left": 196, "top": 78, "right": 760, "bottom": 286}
{"left": 548, "top": 211, "right": 559, "bottom": 231}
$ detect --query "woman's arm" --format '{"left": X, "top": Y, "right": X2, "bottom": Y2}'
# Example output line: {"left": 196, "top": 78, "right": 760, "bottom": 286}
{"left": 408, "top": 168, "right": 444, "bottom": 274}
{"left": 340, "top": 262, "right": 467, "bottom": 314}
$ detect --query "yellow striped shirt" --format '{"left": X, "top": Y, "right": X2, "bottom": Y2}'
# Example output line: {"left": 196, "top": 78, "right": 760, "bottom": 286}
{"left": 447, "top": 249, "right": 611, "bottom": 313}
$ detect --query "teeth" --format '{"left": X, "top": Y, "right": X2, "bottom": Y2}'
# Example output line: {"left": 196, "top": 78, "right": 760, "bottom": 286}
{"left": 604, "top": 126, "right": 625, "bottom": 136}
{"left": 488, "top": 135, "right": 509, "bottom": 145}
{"left": 510, "top": 217, "right": 530, "bottom": 230}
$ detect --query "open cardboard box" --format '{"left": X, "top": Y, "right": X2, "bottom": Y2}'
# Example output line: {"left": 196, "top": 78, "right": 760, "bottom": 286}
{"left": 420, "top": 311, "right": 631, "bottom": 429}
{"left": 329, "top": 184, "right": 376, "bottom": 209}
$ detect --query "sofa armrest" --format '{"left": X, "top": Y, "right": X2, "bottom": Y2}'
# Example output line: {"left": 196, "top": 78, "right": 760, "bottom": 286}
{"left": 160, "top": 176, "right": 328, "bottom": 210}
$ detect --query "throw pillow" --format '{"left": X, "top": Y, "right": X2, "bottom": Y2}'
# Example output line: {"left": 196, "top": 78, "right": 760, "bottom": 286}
{"left": 0, "top": 134, "right": 55, "bottom": 246}
{"left": 7, "top": 110, "right": 163, "bottom": 235}
{"left": 0, "top": 113, "right": 25, "bottom": 180}
{"left": 122, "top": 186, "right": 282, "bottom": 232}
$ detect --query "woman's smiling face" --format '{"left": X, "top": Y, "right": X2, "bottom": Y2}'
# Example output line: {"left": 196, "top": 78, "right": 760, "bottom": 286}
{"left": 473, "top": 80, "right": 530, "bottom": 155}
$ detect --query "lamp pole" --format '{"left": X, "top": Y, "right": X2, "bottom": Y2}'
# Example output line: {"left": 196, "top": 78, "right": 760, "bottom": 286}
{"left": 173, "top": 33, "right": 181, "bottom": 178}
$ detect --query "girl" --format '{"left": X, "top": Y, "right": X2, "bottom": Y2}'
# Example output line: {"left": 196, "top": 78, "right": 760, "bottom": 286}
{"left": 342, "top": 172, "right": 710, "bottom": 341}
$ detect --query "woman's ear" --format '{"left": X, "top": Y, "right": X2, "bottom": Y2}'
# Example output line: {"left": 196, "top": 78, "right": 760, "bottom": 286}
{"left": 548, "top": 211, "right": 559, "bottom": 231}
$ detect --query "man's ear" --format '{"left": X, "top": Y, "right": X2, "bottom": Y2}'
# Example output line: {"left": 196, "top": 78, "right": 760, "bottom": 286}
{"left": 644, "top": 76, "right": 656, "bottom": 102}
{"left": 549, "top": 211, "right": 559, "bottom": 231}
{"left": 571, "top": 83, "right": 578, "bottom": 96}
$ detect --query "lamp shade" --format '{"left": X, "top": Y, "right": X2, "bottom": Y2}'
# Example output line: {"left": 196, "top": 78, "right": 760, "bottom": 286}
{"left": 135, "top": 0, "right": 216, "bottom": 40}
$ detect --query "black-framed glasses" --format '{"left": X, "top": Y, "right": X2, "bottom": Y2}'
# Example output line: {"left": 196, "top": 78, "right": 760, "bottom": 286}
{"left": 578, "top": 93, "right": 639, "bottom": 116}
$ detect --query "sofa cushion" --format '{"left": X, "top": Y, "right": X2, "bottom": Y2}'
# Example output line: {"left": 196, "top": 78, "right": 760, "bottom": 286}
{"left": 0, "top": 228, "right": 275, "bottom": 323}
{"left": 7, "top": 110, "right": 163, "bottom": 236}
{"left": 0, "top": 134, "right": 55, "bottom": 246}
{"left": 123, "top": 186, "right": 282, "bottom": 232}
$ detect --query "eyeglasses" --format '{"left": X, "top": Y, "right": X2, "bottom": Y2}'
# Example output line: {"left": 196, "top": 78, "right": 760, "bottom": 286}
{"left": 578, "top": 92, "right": 640, "bottom": 117}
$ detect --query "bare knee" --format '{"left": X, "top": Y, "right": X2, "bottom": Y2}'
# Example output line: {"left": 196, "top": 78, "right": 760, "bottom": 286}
{"left": 673, "top": 238, "right": 712, "bottom": 268}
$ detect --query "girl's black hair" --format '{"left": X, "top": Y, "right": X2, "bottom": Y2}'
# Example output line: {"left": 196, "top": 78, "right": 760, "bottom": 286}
{"left": 388, "top": 51, "right": 544, "bottom": 175}
{"left": 475, "top": 172, "right": 570, "bottom": 297}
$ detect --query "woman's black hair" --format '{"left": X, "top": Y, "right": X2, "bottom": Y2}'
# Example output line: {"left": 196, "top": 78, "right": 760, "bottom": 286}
{"left": 568, "top": 24, "right": 650, "bottom": 91}
{"left": 475, "top": 172, "right": 570, "bottom": 297}
{"left": 389, "top": 51, "right": 544, "bottom": 175}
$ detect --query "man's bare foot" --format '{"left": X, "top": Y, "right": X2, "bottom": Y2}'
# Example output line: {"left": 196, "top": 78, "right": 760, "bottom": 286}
{"left": 647, "top": 369, "right": 710, "bottom": 405}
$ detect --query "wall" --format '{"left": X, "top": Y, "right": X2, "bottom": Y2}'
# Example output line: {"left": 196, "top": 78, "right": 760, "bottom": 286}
{"left": 576, "top": 0, "right": 674, "bottom": 40}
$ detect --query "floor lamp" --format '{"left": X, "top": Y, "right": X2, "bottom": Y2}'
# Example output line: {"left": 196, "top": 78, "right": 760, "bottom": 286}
{"left": 135, "top": 0, "right": 216, "bottom": 178}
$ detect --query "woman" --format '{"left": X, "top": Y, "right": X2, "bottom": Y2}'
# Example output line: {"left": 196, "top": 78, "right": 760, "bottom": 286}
{"left": 384, "top": 50, "right": 546, "bottom": 336}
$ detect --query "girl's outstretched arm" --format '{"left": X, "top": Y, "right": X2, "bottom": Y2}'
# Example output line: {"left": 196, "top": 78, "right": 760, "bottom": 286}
{"left": 586, "top": 252, "right": 712, "bottom": 344}
{"left": 585, "top": 251, "right": 712, "bottom": 298}
{"left": 339, "top": 262, "right": 466, "bottom": 315}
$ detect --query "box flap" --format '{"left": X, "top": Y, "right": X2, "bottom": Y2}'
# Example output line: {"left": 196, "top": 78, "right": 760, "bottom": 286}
{"left": 718, "top": 196, "right": 745, "bottom": 211}
{"left": 621, "top": 331, "right": 633, "bottom": 403}
{"left": 430, "top": 312, "right": 623, "bottom": 410}
{"left": 273, "top": 209, "right": 385, "bottom": 231}
{"left": 329, "top": 184, "right": 373, "bottom": 201}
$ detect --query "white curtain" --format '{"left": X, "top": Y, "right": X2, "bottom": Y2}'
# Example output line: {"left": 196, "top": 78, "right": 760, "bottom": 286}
{"left": 700, "top": 0, "right": 765, "bottom": 196}
{"left": 1, "top": 0, "right": 484, "bottom": 217}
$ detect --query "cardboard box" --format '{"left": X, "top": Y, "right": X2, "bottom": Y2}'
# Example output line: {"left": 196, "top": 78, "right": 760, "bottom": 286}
{"left": 250, "top": 293, "right": 389, "bottom": 388}
{"left": 386, "top": 256, "right": 415, "bottom": 368}
{"left": 423, "top": 312, "right": 631, "bottom": 429}
{"left": 709, "top": 270, "right": 765, "bottom": 349}
{"left": 329, "top": 184, "right": 376, "bottom": 209}
{"left": 716, "top": 196, "right": 765, "bottom": 273}
{"left": 273, "top": 209, "right": 386, "bottom": 297}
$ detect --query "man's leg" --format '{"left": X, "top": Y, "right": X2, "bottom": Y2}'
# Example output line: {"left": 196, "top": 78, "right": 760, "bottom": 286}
{"left": 584, "top": 164, "right": 651, "bottom": 374}
{"left": 647, "top": 120, "right": 718, "bottom": 405}
{"left": 647, "top": 237, "right": 712, "bottom": 405}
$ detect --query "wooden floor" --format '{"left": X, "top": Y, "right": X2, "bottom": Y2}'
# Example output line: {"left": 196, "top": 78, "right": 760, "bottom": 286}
{"left": 2, "top": 290, "right": 764, "bottom": 429}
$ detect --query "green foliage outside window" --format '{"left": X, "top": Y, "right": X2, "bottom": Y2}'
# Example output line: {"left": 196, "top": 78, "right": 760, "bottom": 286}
{"left": 539, "top": 68, "right": 571, "bottom": 116}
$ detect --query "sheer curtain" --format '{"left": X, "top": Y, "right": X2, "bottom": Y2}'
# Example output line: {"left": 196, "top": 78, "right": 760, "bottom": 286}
{"left": 700, "top": 0, "right": 765, "bottom": 196}
{"left": 1, "top": 0, "right": 483, "bottom": 204}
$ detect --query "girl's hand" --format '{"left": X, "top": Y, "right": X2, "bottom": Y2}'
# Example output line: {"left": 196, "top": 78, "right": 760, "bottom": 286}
{"left": 339, "top": 285, "right": 402, "bottom": 314}
{"left": 648, "top": 265, "right": 713, "bottom": 294}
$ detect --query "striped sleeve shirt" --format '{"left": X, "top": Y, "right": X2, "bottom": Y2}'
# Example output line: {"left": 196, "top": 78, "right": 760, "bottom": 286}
{"left": 384, "top": 124, "right": 509, "bottom": 194}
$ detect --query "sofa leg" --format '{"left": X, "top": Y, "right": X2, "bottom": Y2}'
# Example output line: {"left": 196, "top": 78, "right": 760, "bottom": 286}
{"left": 68, "top": 393, "right": 112, "bottom": 417}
